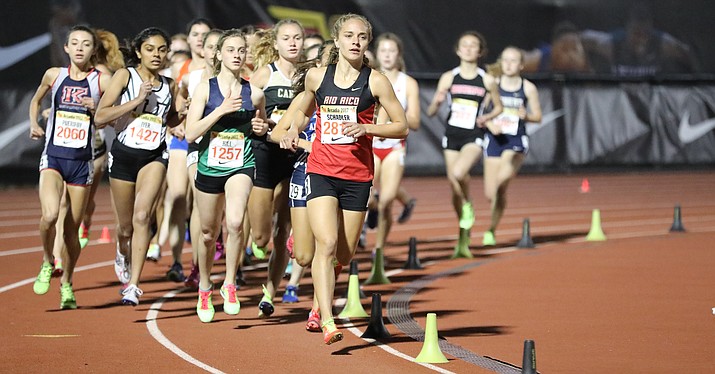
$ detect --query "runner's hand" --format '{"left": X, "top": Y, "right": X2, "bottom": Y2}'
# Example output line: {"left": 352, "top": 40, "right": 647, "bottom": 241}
{"left": 252, "top": 110, "right": 268, "bottom": 136}
{"left": 342, "top": 122, "right": 366, "bottom": 138}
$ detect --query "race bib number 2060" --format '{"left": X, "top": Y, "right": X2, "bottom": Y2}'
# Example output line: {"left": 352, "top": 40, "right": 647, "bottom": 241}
{"left": 53, "top": 110, "right": 90, "bottom": 148}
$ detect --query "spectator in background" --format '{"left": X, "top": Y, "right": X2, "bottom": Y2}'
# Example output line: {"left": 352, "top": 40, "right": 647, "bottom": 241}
{"left": 239, "top": 25, "right": 263, "bottom": 80}
{"left": 580, "top": 2, "right": 699, "bottom": 76}
{"left": 49, "top": 0, "right": 82, "bottom": 66}
{"left": 523, "top": 21, "right": 592, "bottom": 73}
{"left": 160, "top": 34, "right": 190, "bottom": 78}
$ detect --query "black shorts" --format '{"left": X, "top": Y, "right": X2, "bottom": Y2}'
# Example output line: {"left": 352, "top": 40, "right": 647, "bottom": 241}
{"left": 194, "top": 167, "right": 255, "bottom": 194}
{"left": 108, "top": 144, "right": 168, "bottom": 183}
{"left": 253, "top": 137, "right": 296, "bottom": 189}
{"left": 305, "top": 173, "right": 372, "bottom": 212}
{"left": 442, "top": 133, "right": 484, "bottom": 151}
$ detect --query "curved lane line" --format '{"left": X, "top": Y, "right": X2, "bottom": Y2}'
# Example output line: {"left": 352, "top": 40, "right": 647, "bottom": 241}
{"left": 146, "top": 288, "right": 225, "bottom": 374}
{"left": 0, "top": 253, "right": 225, "bottom": 373}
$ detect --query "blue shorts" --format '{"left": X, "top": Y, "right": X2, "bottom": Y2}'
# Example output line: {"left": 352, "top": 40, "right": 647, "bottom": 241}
{"left": 289, "top": 162, "right": 308, "bottom": 208}
{"left": 483, "top": 133, "right": 529, "bottom": 157}
{"left": 169, "top": 136, "right": 189, "bottom": 151}
{"left": 40, "top": 154, "right": 94, "bottom": 186}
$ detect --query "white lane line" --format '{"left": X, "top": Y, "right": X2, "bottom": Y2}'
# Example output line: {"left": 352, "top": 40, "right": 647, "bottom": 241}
{"left": 341, "top": 319, "right": 456, "bottom": 374}
{"left": 146, "top": 288, "right": 225, "bottom": 374}
{"left": 2, "top": 225, "right": 714, "bottom": 372}
{"left": 0, "top": 240, "right": 106, "bottom": 257}
{"left": 1, "top": 250, "right": 225, "bottom": 373}
{"left": 0, "top": 259, "right": 115, "bottom": 294}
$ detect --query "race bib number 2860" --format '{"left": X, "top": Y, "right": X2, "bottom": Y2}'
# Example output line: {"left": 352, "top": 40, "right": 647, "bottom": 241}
{"left": 320, "top": 105, "right": 357, "bottom": 144}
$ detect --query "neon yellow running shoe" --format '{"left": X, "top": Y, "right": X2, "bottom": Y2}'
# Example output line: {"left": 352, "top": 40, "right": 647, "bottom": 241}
{"left": 451, "top": 229, "right": 473, "bottom": 259}
{"left": 252, "top": 242, "right": 267, "bottom": 260}
{"left": 60, "top": 283, "right": 77, "bottom": 309}
{"left": 459, "top": 202, "right": 475, "bottom": 229}
{"left": 78, "top": 224, "right": 89, "bottom": 249}
{"left": 482, "top": 230, "right": 496, "bottom": 246}
{"left": 197, "top": 287, "right": 215, "bottom": 323}
{"left": 258, "top": 284, "right": 274, "bottom": 318}
{"left": 33, "top": 262, "right": 53, "bottom": 295}
{"left": 220, "top": 283, "right": 241, "bottom": 315}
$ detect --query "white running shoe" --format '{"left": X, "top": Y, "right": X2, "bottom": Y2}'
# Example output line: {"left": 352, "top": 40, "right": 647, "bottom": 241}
{"left": 121, "top": 284, "right": 143, "bottom": 306}
{"left": 146, "top": 244, "right": 161, "bottom": 262}
{"left": 114, "top": 246, "right": 131, "bottom": 284}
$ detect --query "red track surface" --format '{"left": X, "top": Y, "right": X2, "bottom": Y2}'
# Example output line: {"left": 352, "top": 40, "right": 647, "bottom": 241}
{"left": 1, "top": 171, "right": 714, "bottom": 373}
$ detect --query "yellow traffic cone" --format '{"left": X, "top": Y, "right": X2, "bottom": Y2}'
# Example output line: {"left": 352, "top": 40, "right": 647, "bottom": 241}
{"left": 586, "top": 209, "right": 606, "bottom": 241}
{"left": 364, "top": 247, "right": 391, "bottom": 285}
{"left": 415, "top": 313, "right": 449, "bottom": 363}
{"left": 338, "top": 274, "right": 368, "bottom": 318}
{"left": 450, "top": 228, "right": 473, "bottom": 259}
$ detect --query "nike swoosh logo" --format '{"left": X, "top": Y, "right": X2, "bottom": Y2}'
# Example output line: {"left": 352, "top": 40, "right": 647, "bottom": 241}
{"left": 678, "top": 112, "right": 715, "bottom": 144}
{"left": 526, "top": 109, "right": 564, "bottom": 136}
{"left": 0, "top": 33, "right": 51, "bottom": 70}
{"left": 351, "top": 87, "right": 361, "bottom": 91}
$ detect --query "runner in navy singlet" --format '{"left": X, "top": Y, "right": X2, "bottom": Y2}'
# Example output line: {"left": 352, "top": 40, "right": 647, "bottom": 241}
{"left": 481, "top": 47, "right": 542, "bottom": 246}
{"left": 28, "top": 25, "right": 111, "bottom": 309}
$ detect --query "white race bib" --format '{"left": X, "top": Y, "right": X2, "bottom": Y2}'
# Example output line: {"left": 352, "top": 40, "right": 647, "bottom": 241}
{"left": 320, "top": 105, "right": 357, "bottom": 144}
{"left": 124, "top": 113, "right": 162, "bottom": 150}
{"left": 494, "top": 108, "right": 520, "bottom": 135}
{"left": 448, "top": 98, "right": 478, "bottom": 130}
{"left": 289, "top": 182, "right": 304, "bottom": 200}
{"left": 207, "top": 131, "right": 245, "bottom": 168}
{"left": 53, "top": 111, "right": 90, "bottom": 148}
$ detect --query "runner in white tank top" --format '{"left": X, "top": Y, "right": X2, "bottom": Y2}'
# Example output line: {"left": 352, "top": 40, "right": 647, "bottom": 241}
{"left": 367, "top": 33, "right": 421, "bottom": 259}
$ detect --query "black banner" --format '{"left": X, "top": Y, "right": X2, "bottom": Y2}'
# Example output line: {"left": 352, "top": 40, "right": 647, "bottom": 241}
{"left": 2, "top": 0, "right": 715, "bottom": 180}
{"left": 405, "top": 80, "right": 715, "bottom": 175}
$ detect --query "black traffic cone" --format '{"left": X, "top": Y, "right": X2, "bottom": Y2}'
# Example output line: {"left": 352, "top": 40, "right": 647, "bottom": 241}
{"left": 669, "top": 204, "right": 686, "bottom": 232}
{"left": 343, "top": 260, "right": 366, "bottom": 299}
{"left": 521, "top": 339, "right": 536, "bottom": 374}
{"left": 516, "top": 218, "right": 535, "bottom": 249}
{"left": 361, "top": 293, "right": 391, "bottom": 339}
{"left": 403, "top": 236, "right": 423, "bottom": 269}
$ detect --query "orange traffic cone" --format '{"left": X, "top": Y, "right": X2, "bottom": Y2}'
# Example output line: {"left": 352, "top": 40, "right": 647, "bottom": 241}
{"left": 98, "top": 226, "right": 111, "bottom": 243}
{"left": 580, "top": 179, "right": 590, "bottom": 193}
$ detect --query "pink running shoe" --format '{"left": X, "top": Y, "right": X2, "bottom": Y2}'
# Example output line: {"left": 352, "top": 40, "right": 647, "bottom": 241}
{"left": 286, "top": 234, "right": 295, "bottom": 259}
{"left": 184, "top": 263, "right": 200, "bottom": 290}
{"left": 52, "top": 258, "right": 64, "bottom": 278}
{"left": 306, "top": 309, "right": 321, "bottom": 332}
{"left": 214, "top": 237, "right": 225, "bottom": 261}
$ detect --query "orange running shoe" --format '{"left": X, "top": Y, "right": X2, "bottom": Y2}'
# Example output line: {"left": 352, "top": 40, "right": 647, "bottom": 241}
{"left": 322, "top": 319, "right": 343, "bottom": 345}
